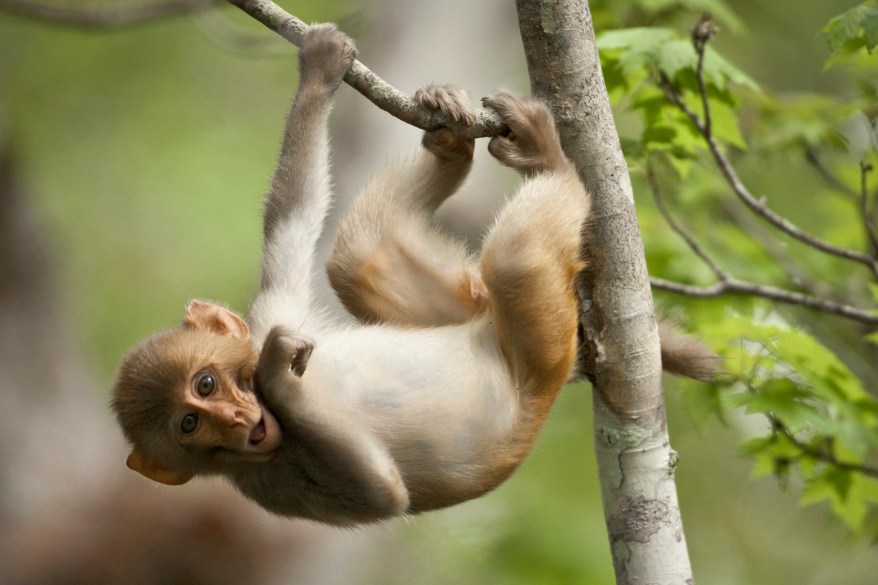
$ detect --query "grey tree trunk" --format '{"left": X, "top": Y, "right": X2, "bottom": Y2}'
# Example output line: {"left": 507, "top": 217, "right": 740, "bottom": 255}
{"left": 514, "top": 1, "right": 695, "bottom": 583}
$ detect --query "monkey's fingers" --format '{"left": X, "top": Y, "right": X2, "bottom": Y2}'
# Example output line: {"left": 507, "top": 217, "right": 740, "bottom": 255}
{"left": 298, "top": 23, "right": 358, "bottom": 90}
{"left": 415, "top": 84, "right": 477, "bottom": 127}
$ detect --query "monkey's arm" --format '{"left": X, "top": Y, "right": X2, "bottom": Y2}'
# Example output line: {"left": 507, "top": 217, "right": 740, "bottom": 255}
{"left": 255, "top": 326, "right": 409, "bottom": 521}
{"left": 249, "top": 25, "right": 356, "bottom": 341}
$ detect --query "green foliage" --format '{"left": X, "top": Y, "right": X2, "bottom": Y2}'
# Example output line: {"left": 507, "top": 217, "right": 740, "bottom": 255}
{"left": 824, "top": 1, "right": 878, "bottom": 61}
{"left": 691, "top": 317, "right": 878, "bottom": 533}
{"left": 600, "top": 2, "right": 878, "bottom": 537}
{"left": 597, "top": 26, "right": 757, "bottom": 176}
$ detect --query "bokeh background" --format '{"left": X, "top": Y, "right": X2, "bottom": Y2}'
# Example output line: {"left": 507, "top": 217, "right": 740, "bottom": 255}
{"left": 1, "top": 0, "right": 876, "bottom": 583}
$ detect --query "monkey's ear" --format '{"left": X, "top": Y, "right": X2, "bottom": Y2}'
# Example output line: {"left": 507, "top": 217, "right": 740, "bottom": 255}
{"left": 184, "top": 300, "right": 250, "bottom": 340}
{"left": 126, "top": 449, "right": 194, "bottom": 486}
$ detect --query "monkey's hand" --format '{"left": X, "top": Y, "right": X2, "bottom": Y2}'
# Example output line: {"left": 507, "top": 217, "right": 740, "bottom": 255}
{"left": 416, "top": 85, "right": 476, "bottom": 161}
{"left": 298, "top": 23, "right": 357, "bottom": 93}
{"left": 255, "top": 325, "right": 315, "bottom": 406}
{"left": 482, "top": 91, "right": 569, "bottom": 176}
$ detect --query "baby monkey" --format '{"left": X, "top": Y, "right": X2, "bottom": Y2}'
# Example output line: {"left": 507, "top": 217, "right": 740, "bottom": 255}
{"left": 112, "top": 25, "right": 713, "bottom": 526}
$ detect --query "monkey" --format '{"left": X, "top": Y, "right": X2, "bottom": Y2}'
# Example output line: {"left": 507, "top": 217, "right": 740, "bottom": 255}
{"left": 111, "top": 24, "right": 716, "bottom": 526}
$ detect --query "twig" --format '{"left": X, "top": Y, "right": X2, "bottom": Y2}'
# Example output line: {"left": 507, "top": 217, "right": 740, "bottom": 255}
{"left": 0, "top": 0, "right": 220, "bottom": 27}
{"left": 650, "top": 276, "right": 878, "bottom": 325}
{"left": 860, "top": 161, "right": 878, "bottom": 256}
{"left": 768, "top": 414, "right": 878, "bottom": 480}
{"left": 691, "top": 13, "right": 718, "bottom": 137}
{"left": 659, "top": 75, "right": 878, "bottom": 277}
{"left": 646, "top": 160, "right": 729, "bottom": 281}
{"left": 645, "top": 161, "right": 872, "bottom": 323}
{"left": 227, "top": 0, "right": 506, "bottom": 138}
{"left": 804, "top": 147, "right": 858, "bottom": 200}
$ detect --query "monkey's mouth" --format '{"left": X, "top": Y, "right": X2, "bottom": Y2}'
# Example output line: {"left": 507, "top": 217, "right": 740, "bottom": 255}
{"left": 248, "top": 418, "right": 267, "bottom": 446}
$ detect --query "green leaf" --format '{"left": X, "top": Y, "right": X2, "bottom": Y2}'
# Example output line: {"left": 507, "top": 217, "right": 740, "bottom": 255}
{"left": 657, "top": 39, "right": 697, "bottom": 80}
{"left": 681, "top": 382, "right": 725, "bottom": 432}
{"left": 824, "top": 3, "right": 878, "bottom": 56}
{"left": 598, "top": 27, "right": 677, "bottom": 52}
{"left": 701, "top": 47, "right": 760, "bottom": 92}
{"left": 864, "top": 10, "right": 878, "bottom": 49}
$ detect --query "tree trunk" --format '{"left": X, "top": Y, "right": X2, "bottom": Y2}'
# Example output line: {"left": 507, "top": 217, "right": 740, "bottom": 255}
{"left": 514, "top": 1, "right": 695, "bottom": 583}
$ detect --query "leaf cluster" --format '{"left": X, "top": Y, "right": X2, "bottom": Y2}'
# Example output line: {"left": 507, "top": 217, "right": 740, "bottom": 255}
{"left": 598, "top": 2, "right": 878, "bottom": 536}
{"left": 692, "top": 317, "right": 878, "bottom": 534}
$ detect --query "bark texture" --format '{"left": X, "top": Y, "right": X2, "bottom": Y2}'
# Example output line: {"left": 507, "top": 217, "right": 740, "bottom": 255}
{"left": 514, "top": 1, "right": 694, "bottom": 583}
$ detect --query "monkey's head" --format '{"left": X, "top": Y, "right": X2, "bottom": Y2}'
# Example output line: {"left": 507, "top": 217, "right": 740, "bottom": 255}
{"left": 111, "top": 300, "right": 283, "bottom": 486}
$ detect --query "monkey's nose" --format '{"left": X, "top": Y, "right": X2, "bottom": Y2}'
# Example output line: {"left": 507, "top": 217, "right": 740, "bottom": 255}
{"left": 216, "top": 405, "right": 244, "bottom": 427}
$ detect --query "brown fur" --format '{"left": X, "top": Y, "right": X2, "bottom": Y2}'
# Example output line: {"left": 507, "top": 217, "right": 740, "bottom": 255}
{"left": 111, "top": 24, "right": 716, "bottom": 527}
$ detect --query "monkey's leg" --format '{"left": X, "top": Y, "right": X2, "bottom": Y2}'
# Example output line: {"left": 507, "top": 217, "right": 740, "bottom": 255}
{"left": 479, "top": 92, "right": 590, "bottom": 401}
{"left": 327, "top": 86, "right": 486, "bottom": 326}
{"left": 250, "top": 25, "right": 356, "bottom": 339}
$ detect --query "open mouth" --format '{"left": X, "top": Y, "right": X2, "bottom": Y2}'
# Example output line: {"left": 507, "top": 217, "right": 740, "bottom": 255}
{"left": 248, "top": 417, "right": 267, "bottom": 446}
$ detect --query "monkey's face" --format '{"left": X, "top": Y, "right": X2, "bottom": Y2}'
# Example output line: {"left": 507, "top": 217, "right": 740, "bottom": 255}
{"left": 117, "top": 300, "right": 287, "bottom": 486}
{"left": 171, "top": 350, "right": 283, "bottom": 465}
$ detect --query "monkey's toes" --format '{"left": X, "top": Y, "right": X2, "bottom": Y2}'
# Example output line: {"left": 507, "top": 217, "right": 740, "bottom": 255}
{"left": 416, "top": 84, "right": 477, "bottom": 127}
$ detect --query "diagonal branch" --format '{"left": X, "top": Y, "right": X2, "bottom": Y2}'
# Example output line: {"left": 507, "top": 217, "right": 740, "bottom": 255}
{"left": 646, "top": 160, "right": 729, "bottom": 282}
{"left": 660, "top": 76, "right": 878, "bottom": 277}
{"left": 859, "top": 161, "right": 878, "bottom": 256}
{"left": 804, "top": 147, "right": 858, "bottom": 200}
{"left": 228, "top": 0, "right": 506, "bottom": 138}
{"left": 651, "top": 276, "right": 878, "bottom": 325}
{"left": 0, "top": 0, "right": 220, "bottom": 27}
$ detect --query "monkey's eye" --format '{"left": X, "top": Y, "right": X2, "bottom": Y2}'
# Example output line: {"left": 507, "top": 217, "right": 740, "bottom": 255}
{"left": 180, "top": 413, "right": 199, "bottom": 434}
{"left": 196, "top": 374, "right": 216, "bottom": 397}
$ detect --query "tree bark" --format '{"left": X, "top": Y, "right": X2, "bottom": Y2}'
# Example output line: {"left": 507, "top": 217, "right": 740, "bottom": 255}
{"left": 514, "top": 1, "right": 694, "bottom": 583}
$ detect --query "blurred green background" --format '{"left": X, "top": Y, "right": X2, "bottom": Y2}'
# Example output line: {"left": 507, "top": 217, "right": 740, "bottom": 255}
{"left": 1, "top": 1, "right": 876, "bottom": 584}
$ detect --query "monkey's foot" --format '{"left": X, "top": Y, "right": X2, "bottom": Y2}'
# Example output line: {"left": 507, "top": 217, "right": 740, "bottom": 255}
{"left": 481, "top": 91, "right": 568, "bottom": 175}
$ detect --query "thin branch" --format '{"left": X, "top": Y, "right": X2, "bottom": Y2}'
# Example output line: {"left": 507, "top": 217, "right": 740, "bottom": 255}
{"left": 860, "top": 161, "right": 878, "bottom": 256}
{"left": 660, "top": 41, "right": 878, "bottom": 276}
{"left": 227, "top": 0, "right": 506, "bottom": 138}
{"left": 646, "top": 160, "right": 729, "bottom": 281}
{"left": 768, "top": 414, "right": 878, "bottom": 480}
{"left": 645, "top": 162, "right": 872, "bottom": 323}
{"left": 651, "top": 276, "right": 878, "bottom": 325}
{"left": 0, "top": 0, "right": 220, "bottom": 27}
{"left": 804, "top": 147, "right": 858, "bottom": 200}
{"left": 691, "top": 13, "right": 718, "bottom": 138}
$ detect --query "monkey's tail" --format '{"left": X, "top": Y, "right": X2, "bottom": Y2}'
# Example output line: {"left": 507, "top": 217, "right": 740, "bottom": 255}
{"left": 658, "top": 320, "right": 721, "bottom": 382}
{"left": 571, "top": 319, "right": 721, "bottom": 383}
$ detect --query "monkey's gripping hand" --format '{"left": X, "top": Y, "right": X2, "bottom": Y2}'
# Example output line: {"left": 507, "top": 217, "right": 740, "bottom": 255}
{"left": 255, "top": 325, "right": 314, "bottom": 408}
{"left": 298, "top": 23, "right": 357, "bottom": 93}
{"left": 482, "top": 91, "right": 570, "bottom": 176}
{"left": 416, "top": 85, "right": 477, "bottom": 162}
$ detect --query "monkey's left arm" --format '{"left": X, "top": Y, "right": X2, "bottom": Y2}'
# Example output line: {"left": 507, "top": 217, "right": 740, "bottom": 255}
{"left": 249, "top": 25, "right": 356, "bottom": 342}
{"left": 255, "top": 326, "right": 409, "bottom": 521}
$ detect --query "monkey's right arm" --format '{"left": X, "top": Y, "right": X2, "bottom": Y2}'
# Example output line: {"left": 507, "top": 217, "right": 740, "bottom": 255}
{"left": 249, "top": 25, "right": 357, "bottom": 342}
{"left": 254, "top": 326, "right": 409, "bottom": 521}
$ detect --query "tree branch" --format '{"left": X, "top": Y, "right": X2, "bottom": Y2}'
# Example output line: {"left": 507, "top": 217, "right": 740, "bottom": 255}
{"left": 769, "top": 413, "right": 878, "bottom": 480}
{"left": 0, "top": 0, "right": 220, "bottom": 27}
{"left": 658, "top": 25, "right": 878, "bottom": 277}
{"left": 804, "top": 147, "right": 858, "bottom": 200}
{"left": 227, "top": 0, "right": 506, "bottom": 138}
{"left": 651, "top": 276, "right": 878, "bottom": 325}
{"left": 859, "top": 161, "right": 878, "bottom": 256}
{"left": 646, "top": 160, "right": 729, "bottom": 281}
